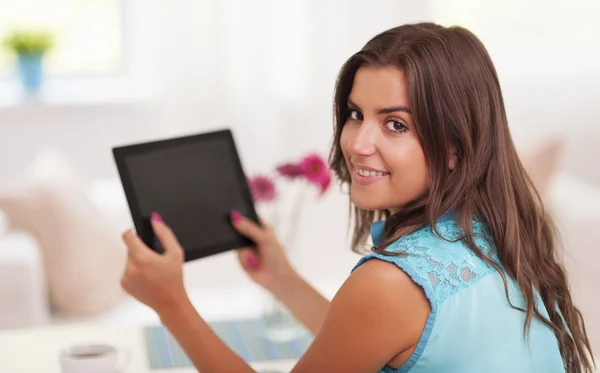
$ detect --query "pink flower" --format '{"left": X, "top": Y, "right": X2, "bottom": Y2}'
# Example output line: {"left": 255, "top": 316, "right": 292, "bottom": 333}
{"left": 276, "top": 163, "right": 303, "bottom": 179}
{"left": 317, "top": 172, "right": 331, "bottom": 194}
{"left": 248, "top": 175, "right": 277, "bottom": 202}
{"left": 299, "top": 153, "right": 332, "bottom": 194}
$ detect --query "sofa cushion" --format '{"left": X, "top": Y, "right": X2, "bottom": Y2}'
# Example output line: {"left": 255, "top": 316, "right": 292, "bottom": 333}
{"left": 0, "top": 231, "right": 49, "bottom": 328}
{"left": 520, "top": 137, "right": 564, "bottom": 198}
{"left": 0, "top": 148, "right": 126, "bottom": 317}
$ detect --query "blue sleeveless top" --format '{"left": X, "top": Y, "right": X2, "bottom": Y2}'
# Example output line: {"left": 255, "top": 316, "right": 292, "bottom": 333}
{"left": 352, "top": 214, "right": 565, "bottom": 373}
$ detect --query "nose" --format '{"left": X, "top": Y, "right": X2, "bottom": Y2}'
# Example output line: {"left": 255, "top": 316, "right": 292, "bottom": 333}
{"left": 347, "top": 121, "right": 378, "bottom": 156}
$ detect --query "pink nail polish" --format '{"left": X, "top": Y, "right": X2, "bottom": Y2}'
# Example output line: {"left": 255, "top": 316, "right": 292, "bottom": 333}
{"left": 247, "top": 256, "right": 260, "bottom": 269}
{"left": 231, "top": 210, "right": 242, "bottom": 222}
{"left": 151, "top": 212, "right": 163, "bottom": 223}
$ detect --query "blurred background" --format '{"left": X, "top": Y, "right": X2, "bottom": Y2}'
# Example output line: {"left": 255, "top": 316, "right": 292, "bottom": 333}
{"left": 0, "top": 0, "right": 598, "bottom": 354}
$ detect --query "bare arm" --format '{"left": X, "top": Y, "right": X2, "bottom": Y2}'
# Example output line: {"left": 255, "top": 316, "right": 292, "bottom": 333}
{"left": 290, "top": 259, "right": 430, "bottom": 372}
{"left": 232, "top": 213, "right": 330, "bottom": 334}
{"left": 268, "top": 270, "right": 330, "bottom": 335}
{"left": 160, "top": 300, "right": 255, "bottom": 373}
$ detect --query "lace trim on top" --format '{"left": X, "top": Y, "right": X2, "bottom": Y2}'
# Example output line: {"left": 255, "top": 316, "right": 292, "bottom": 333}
{"left": 368, "top": 218, "right": 499, "bottom": 303}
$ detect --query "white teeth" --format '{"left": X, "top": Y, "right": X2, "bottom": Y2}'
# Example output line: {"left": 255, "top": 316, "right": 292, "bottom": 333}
{"left": 355, "top": 167, "right": 387, "bottom": 177}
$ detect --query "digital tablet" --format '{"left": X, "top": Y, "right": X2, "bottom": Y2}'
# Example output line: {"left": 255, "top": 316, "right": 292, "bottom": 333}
{"left": 112, "top": 129, "right": 260, "bottom": 262}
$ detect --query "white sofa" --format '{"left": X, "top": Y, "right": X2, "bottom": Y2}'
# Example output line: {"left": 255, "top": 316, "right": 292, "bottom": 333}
{"left": 1, "top": 171, "right": 599, "bottom": 355}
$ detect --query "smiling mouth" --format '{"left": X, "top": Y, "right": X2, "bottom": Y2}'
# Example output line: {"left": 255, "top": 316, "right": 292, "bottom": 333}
{"left": 353, "top": 166, "right": 390, "bottom": 177}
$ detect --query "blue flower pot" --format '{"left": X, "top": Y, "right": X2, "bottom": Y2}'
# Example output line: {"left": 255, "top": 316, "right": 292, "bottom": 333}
{"left": 17, "top": 53, "right": 45, "bottom": 93}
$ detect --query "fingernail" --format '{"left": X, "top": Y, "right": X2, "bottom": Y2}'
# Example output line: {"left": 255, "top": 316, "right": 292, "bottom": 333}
{"left": 151, "top": 212, "right": 163, "bottom": 223}
{"left": 247, "top": 255, "right": 260, "bottom": 270}
{"left": 230, "top": 210, "right": 243, "bottom": 222}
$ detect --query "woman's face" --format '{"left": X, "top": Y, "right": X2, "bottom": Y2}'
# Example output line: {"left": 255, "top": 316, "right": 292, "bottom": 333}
{"left": 340, "top": 66, "right": 429, "bottom": 212}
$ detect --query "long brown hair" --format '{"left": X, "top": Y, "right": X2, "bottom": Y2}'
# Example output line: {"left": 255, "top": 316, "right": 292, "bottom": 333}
{"left": 329, "top": 23, "right": 594, "bottom": 372}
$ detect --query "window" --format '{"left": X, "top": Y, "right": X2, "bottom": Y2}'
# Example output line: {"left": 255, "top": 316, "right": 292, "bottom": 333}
{"left": 0, "top": 0, "right": 124, "bottom": 77}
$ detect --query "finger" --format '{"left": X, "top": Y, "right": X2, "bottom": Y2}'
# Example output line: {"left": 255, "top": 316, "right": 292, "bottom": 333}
{"left": 230, "top": 211, "right": 266, "bottom": 244}
{"left": 120, "top": 263, "right": 138, "bottom": 292}
{"left": 122, "top": 229, "right": 152, "bottom": 260}
{"left": 257, "top": 217, "right": 274, "bottom": 235}
{"left": 237, "top": 247, "right": 261, "bottom": 271}
{"left": 257, "top": 217, "right": 269, "bottom": 229}
{"left": 150, "top": 212, "right": 183, "bottom": 257}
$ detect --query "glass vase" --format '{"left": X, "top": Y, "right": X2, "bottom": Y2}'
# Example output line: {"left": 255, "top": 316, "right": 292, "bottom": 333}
{"left": 259, "top": 181, "right": 310, "bottom": 342}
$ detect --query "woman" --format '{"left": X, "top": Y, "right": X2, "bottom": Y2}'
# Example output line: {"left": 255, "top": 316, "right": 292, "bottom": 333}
{"left": 121, "top": 23, "right": 594, "bottom": 372}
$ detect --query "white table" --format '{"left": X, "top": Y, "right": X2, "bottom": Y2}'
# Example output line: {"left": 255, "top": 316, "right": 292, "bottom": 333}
{"left": 0, "top": 322, "right": 296, "bottom": 373}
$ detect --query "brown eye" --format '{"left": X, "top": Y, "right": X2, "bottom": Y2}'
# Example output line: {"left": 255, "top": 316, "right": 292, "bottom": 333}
{"left": 348, "top": 110, "right": 363, "bottom": 121}
{"left": 385, "top": 120, "right": 407, "bottom": 133}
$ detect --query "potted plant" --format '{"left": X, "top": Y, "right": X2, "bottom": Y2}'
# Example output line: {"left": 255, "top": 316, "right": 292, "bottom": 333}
{"left": 2, "top": 30, "right": 54, "bottom": 93}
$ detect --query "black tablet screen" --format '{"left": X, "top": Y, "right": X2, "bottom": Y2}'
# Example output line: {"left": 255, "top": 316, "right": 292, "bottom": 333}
{"left": 120, "top": 134, "right": 255, "bottom": 258}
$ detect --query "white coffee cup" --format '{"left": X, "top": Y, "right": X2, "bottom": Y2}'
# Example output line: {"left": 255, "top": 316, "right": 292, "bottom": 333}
{"left": 59, "top": 343, "right": 130, "bottom": 373}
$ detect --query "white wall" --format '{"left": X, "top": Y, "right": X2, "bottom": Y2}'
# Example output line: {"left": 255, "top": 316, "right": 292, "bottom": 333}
{"left": 1, "top": 1, "right": 598, "bottom": 183}
{"left": 502, "top": 72, "right": 600, "bottom": 186}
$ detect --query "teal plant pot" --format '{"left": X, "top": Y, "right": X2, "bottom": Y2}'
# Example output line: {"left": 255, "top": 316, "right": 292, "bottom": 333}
{"left": 17, "top": 53, "right": 44, "bottom": 93}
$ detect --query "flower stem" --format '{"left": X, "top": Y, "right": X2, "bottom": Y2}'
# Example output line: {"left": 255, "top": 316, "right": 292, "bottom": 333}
{"left": 285, "top": 180, "right": 309, "bottom": 260}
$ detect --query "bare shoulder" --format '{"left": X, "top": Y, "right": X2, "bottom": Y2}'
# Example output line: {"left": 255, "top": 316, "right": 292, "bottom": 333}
{"left": 291, "top": 258, "right": 430, "bottom": 373}
{"left": 339, "top": 259, "right": 431, "bottom": 334}
{"left": 347, "top": 258, "right": 426, "bottom": 299}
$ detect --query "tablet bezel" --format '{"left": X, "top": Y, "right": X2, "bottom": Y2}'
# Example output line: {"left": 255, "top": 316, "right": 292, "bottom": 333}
{"left": 112, "top": 129, "right": 260, "bottom": 262}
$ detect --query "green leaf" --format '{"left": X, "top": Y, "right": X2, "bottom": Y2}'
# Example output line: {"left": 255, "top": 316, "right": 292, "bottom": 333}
{"left": 2, "top": 29, "right": 54, "bottom": 55}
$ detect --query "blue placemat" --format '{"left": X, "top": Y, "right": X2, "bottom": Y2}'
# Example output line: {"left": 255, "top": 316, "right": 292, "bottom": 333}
{"left": 143, "top": 317, "right": 313, "bottom": 370}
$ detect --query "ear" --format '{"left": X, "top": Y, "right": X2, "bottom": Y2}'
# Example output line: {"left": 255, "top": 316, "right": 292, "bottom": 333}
{"left": 449, "top": 146, "right": 458, "bottom": 171}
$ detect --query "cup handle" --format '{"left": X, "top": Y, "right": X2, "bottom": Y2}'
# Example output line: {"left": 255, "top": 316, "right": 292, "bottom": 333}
{"left": 117, "top": 347, "right": 132, "bottom": 372}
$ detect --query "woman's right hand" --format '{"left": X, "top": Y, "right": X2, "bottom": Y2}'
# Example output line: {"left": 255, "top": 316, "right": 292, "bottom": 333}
{"left": 230, "top": 210, "right": 296, "bottom": 293}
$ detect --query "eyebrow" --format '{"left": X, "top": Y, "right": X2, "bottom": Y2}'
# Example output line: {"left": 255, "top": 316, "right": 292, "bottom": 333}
{"left": 348, "top": 98, "right": 412, "bottom": 115}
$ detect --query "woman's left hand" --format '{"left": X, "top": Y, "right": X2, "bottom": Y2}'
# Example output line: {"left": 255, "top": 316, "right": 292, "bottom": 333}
{"left": 120, "top": 212, "right": 189, "bottom": 315}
